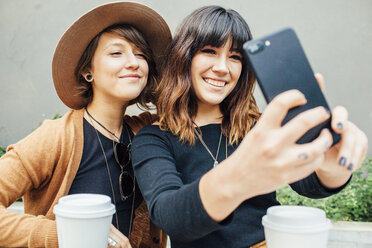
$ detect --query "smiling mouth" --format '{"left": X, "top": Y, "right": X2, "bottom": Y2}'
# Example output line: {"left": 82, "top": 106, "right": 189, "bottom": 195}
{"left": 120, "top": 74, "right": 140, "bottom": 79}
{"left": 204, "top": 78, "right": 226, "bottom": 87}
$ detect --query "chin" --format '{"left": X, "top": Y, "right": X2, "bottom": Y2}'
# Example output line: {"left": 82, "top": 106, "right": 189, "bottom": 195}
{"left": 201, "top": 98, "right": 225, "bottom": 106}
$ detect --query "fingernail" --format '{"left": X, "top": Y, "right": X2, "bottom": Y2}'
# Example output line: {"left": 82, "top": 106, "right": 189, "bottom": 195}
{"left": 337, "top": 122, "right": 343, "bottom": 130}
{"left": 347, "top": 163, "right": 353, "bottom": 171}
{"left": 339, "top": 156, "right": 346, "bottom": 166}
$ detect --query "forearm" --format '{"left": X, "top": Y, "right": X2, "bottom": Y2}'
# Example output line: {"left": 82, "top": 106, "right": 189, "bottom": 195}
{"left": 0, "top": 205, "right": 58, "bottom": 247}
{"left": 0, "top": 144, "right": 58, "bottom": 247}
{"left": 147, "top": 180, "right": 225, "bottom": 242}
{"left": 199, "top": 156, "right": 246, "bottom": 222}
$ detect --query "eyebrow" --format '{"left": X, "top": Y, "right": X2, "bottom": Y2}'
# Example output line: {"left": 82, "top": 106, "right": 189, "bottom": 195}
{"left": 202, "top": 45, "right": 241, "bottom": 52}
{"left": 230, "top": 47, "right": 241, "bottom": 53}
{"left": 103, "top": 42, "right": 126, "bottom": 51}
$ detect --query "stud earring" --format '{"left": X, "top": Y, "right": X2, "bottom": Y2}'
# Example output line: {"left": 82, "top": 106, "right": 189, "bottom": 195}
{"left": 85, "top": 73, "right": 93, "bottom": 82}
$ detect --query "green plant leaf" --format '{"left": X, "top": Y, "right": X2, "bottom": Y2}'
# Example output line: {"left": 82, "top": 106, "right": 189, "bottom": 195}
{"left": 277, "top": 157, "right": 372, "bottom": 222}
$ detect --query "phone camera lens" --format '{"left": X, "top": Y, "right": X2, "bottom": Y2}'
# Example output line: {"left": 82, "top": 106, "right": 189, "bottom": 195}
{"left": 248, "top": 41, "right": 264, "bottom": 54}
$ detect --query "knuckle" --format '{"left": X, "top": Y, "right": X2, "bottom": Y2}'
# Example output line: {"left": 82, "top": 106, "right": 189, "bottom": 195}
{"left": 261, "top": 142, "right": 280, "bottom": 158}
{"left": 290, "top": 112, "right": 315, "bottom": 130}
{"left": 307, "top": 148, "right": 321, "bottom": 159}
{"left": 302, "top": 118, "right": 313, "bottom": 128}
{"left": 271, "top": 97, "right": 287, "bottom": 110}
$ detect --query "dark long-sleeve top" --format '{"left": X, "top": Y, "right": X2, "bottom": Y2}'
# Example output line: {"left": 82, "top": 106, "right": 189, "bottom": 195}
{"left": 132, "top": 124, "right": 347, "bottom": 248}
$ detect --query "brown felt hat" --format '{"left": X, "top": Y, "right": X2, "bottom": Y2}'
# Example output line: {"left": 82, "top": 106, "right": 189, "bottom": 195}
{"left": 52, "top": 2, "right": 171, "bottom": 109}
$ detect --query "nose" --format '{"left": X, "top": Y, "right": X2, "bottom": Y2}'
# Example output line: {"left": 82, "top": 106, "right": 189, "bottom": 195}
{"left": 125, "top": 52, "right": 139, "bottom": 70}
{"left": 212, "top": 56, "right": 229, "bottom": 75}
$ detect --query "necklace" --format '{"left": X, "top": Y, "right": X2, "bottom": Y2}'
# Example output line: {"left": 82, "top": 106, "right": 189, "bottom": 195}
{"left": 194, "top": 126, "right": 227, "bottom": 167}
{"left": 85, "top": 107, "right": 121, "bottom": 142}
{"left": 86, "top": 110, "right": 135, "bottom": 238}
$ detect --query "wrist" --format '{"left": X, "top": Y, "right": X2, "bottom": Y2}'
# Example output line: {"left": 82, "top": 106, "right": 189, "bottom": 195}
{"left": 315, "top": 167, "right": 352, "bottom": 189}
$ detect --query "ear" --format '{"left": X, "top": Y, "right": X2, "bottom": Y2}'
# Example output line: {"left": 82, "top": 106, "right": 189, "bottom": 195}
{"left": 83, "top": 72, "right": 93, "bottom": 82}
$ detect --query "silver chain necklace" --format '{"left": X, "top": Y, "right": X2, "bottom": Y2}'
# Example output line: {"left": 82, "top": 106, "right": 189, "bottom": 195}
{"left": 194, "top": 126, "right": 227, "bottom": 167}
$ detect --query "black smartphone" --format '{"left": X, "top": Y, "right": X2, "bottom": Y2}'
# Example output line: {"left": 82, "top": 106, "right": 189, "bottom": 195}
{"left": 243, "top": 27, "right": 340, "bottom": 145}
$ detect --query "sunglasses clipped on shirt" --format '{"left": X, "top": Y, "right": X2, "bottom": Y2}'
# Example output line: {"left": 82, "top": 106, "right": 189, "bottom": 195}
{"left": 113, "top": 142, "right": 135, "bottom": 201}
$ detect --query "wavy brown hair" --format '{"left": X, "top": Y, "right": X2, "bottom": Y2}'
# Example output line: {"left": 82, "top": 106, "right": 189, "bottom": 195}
{"left": 156, "top": 6, "right": 260, "bottom": 145}
{"left": 75, "top": 23, "right": 158, "bottom": 109}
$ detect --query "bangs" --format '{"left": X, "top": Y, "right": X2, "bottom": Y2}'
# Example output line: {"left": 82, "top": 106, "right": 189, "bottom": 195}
{"left": 190, "top": 7, "right": 252, "bottom": 53}
{"left": 104, "top": 23, "right": 152, "bottom": 61}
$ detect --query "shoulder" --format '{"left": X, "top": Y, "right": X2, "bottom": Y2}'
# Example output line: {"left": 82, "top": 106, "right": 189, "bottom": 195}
{"left": 132, "top": 124, "right": 177, "bottom": 148}
{"left": 11, "top": 109, "right": 83, "bottom": 150}
{"left": 4, "top": 109, "right": 83, "bottom": 171}
{"left": 124, "top": 111, "right": 159, "bottom": 134}
{"left": 34, "top": 109, "right": 83, "bottom": 138}
{"left": 134, "top": 124, "right": 164, "bottom": 139}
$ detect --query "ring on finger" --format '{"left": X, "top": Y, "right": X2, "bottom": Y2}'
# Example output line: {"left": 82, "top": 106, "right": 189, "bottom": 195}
{"left": 108, "top": 236, "right": 117, "bottom": 247}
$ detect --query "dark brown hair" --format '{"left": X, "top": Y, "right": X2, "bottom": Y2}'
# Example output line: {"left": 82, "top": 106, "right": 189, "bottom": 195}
{"left": 75, "top": 23, "right": 158, "bottom": 108}
{"left": 156, "top": 6, "right": 260, "bottom": 145}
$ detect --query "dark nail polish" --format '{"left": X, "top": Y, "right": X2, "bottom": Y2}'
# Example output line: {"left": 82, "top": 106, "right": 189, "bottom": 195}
{"left": 339, "top": 156, "right": 346, "bottom": 166}
{"left": 337, "top": 122, "right": 343, "bottom": 130}
{"left": 347, "top": 163, "right": 353, "bottom": 171}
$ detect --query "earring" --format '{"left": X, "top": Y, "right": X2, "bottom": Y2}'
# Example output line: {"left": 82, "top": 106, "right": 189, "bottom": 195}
{"left": 85, "top": 73, "right": 93, "bottom": 82}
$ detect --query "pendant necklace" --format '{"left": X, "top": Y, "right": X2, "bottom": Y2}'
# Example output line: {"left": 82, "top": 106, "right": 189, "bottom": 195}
{"left": 194, "top": 126, "right": 227, "bottom": 168}
{"left": 86, "top": 108, "right": 135, "bottom": 238}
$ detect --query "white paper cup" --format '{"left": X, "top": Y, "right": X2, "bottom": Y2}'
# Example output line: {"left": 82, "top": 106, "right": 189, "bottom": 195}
{"left": 53, "top": 194, "right": 115, "bottom": 248}
{"left": 262, "top": 205, "right": 331, "bottom": 248}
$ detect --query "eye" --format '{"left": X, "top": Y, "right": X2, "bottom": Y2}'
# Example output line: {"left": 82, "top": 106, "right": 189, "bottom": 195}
{"left": 135, "top": 53, "right": 147, "bottom": 59}
{"left": 110, "top": 51, "right": 122, "bottom": 56}
{"left": 200, "top": 48, "right": 216, "bottom": 54}
{"left": 230, "top": 54, "right": 242, "bottom": 61}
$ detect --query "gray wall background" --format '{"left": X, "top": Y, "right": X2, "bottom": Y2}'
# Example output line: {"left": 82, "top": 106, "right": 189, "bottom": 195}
{"left": 1, "top": 0, "right": 371, "bottom": 155}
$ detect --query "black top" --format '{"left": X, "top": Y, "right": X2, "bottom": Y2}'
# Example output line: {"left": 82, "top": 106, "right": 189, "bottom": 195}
{"left": 69, "top": 118, "right": 142, "bottom": 237}
{"left": 132, "top": 124, "right": 346, "bottom": 248}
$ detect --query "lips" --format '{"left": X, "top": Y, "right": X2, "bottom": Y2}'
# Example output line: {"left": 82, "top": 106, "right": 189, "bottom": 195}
{"left": 120, "top": 74, "right": 140, "bottom": 79}
{"left": 203, "top": 77, "right": 226, "bottom": 87}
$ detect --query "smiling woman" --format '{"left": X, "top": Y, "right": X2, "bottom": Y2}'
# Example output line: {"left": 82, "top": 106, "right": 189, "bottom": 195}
{"left": 190, "top": 40, "right": 243, "bottom": 113}
{"left": 82, "top": 31, "right": 149, "bottom": 107}
{"left": 74, "top": 23, "right": 155, "bottom": 109}
{"left": 131, "top": 5, "right": 367, "bottom": 248}
{"left": 0, "top": 2, "right": 171, "bottom": 248}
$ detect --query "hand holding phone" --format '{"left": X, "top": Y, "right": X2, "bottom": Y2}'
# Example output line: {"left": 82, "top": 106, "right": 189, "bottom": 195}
{"left": 243, "top": 27, "right": 340, "bottom": 145}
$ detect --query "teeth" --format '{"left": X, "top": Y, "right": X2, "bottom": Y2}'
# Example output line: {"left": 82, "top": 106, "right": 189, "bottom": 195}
{"left": 204, "top": 78, "right": 226, "bottom": 87}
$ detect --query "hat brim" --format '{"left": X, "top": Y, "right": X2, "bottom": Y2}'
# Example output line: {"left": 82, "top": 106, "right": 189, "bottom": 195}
{"left": 52, "top": 2, "right": 171, "bottom": 109}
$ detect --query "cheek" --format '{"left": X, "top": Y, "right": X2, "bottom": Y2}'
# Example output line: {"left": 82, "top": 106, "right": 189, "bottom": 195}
{"left": 191, "top": 55, "right": 209, "bottom": 77}
{"left": 92, "top": 57, "right": 120, "bottom": 76}
{"left": 190, "top": 58, "right": 199, "bottom": 80}
{"left": 231, "top": 63, "right": 242, "bottom": 81}
{"left": 140, "top": 60, "right": 149, "bottom": 77}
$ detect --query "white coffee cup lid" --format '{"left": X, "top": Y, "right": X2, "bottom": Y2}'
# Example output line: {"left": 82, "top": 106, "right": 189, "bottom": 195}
{"left": 53, "top": 194, "right": 115, "bottom": 219}
{"left": 262, "top": 205, "right": 331, "bottom": 233}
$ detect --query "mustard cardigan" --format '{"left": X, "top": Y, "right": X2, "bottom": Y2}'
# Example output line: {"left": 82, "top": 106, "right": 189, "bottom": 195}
{"left": 0, "top": 109, "right": 166, "bottom": 248}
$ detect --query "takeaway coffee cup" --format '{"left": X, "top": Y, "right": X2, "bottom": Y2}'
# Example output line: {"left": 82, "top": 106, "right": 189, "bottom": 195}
{"left": 262, "top": 205, "right": 332, "bottom": 248}
{"left": 53, "top": 194, "right": 115, "bottom": 248}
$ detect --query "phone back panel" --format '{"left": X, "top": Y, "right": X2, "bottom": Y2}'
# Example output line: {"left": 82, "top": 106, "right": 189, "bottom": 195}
{"left": 243, "top": 28, "right": 340, "bottom": 145}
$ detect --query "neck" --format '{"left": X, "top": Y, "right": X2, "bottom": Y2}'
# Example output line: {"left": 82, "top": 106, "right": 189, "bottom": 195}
{"left": 194, "top": 102, "right": 223, "bottom": 127}
{"left": 85, "top": 98, "right": 128, "bottom": 140}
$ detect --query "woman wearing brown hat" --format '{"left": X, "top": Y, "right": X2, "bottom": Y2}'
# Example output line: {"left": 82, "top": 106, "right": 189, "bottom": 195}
{"left": 0, "top": 2, "right": 171, "bottom": 248}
